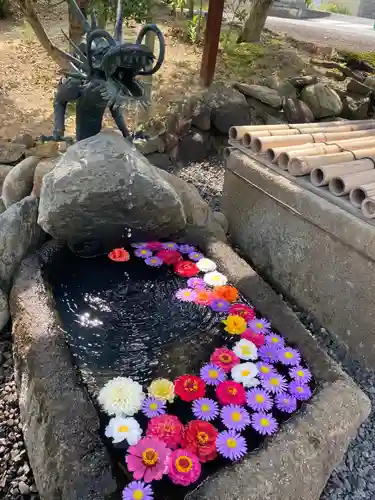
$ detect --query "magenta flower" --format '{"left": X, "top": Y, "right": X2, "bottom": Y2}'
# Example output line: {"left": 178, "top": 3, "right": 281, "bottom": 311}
{"left": 187, "top": 277, "right": 206, "bottom": 289}
{"left": 261, "top": 374, "right": 287, "bottom": 394}
{"left": 126, "top": 437, "right": 170, "bottom": 482}
{"left": 251, "top": 412, "right": 278, "bottom": 436}
{"left": 256, "top": 361, "right": 278, "bottom": 379}
{"left": 145, "top": 256, "right": 163, "bottom": 267}
{"left": 162, "top": 242, "right": 179, "bottom": 251}
{"left": 200, "top": 363, "right": 226, "bottom": 386}
{"left": 131, "top": 242, "right": 147, "bottom": 248}
{"left": 216, "top": 430, "right": 247, "bottom": 461}
{"left": 192, "top": 398, "right": 219, "bottom": 421}
{"left": 289, "top": 381, "right": 312, "bottom": 401}
{"left": 141, "top": 397, "right": 166, "bottom": 418}
{"left": 275, "top": 393, "right": 298, "bottom": 413}
{"left": 188, "top": 251, "right": 204, "bottom": 262}
{"left": 221, "top": 404, "right": 250, "bottom": 431}
{"left": 146, "top": 242, "right": 164, "bottom": 251}
{"left": 175, "top": 288, "right": 197, "bottom": 302}
{"left": 210, "top": 298, "right": 230, "bottom": 313}
{"left": 246, "top": 388, "right": 273, "bottom": 412}
{"left": 135, "top": 248, "right": 152, "bottom": 258}
{"left": 258, "top": 344, "right": 281, "bottom": 363}
{"left": 289, "top": 366, "right": 312, "bottom": 384}
{"left": 278, "top": 347, "right": 301, "bottom": 366}
{"left": 248, "top": 318, "right": 271, "bottom": 334}
{"left": 264, "top": 333, "right": 285, "bottom": 348}
{"left": 122, "top": 481, "right": 153, "bottom": 500}
{"left": 168, "top": 449, "right": 201, "bottom": 486}
{"left": 179, "top": 244, "right": 196, "bottom": 254}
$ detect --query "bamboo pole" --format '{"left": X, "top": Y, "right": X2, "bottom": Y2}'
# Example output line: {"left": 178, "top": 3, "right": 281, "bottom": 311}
{"left": 329, "top": 170, "right": 375, "bottom": 196}
{"left": 350, "top": 182, "right": 375, "bottom": 207}
{"left": 310, "top": 159, "right": 375, "bottom": 187}
{"left": 362, "top": 196, "right": 375, "bottom": 218}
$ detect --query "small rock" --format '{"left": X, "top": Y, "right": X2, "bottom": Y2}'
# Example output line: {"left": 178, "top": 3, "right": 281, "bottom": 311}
{"left": 2, "top": 156, "right": 40, "bottom": 208}
{"left": 234, "top": 83, "right": 282, "bottom": 109}
{"left": 18, "top": 480, "right": 30, "bottom": 495}
{"left": 134, "top": 134, "right": 165, "bottom": 155}
{"left": 25, "top": 141, "right": 59, "bottom": 159}
{"left": 278, "top": 81, "right": 297, "bottom": 99}
{"left": 346, "top": 79, "right": 371, "bottom": 95}
{"left": 0, "top": 141, "right": 26, "bottom": 165}
{"left": 341, "top": 96, "right": 370, "bottom": 120}
{"left": 363, "top": 75, "right": 375, "bottom": 91}
{"left": 191, "top": 101, "right": 211, "bottom": 131}
{"left": 0, "top": 288, "right": 9, "bottom": 332}
{"left": 262, "top": 75, "right": 280, "bottom": 90}
{"left": 31, "top": 158, "right": 57, "bottom": 198}
{"left": 177, "top": 129, "right": 212, "bottom": 163}
{"left": 288, "top": 75, "right": 318, "bottom": 89}
{"left": 283, "top": 97, "right": 314, "bottom": 123}
{"left": 300, "top": 83, "right": 343, "bottom": 119}
{"left": 6, "top": 419, "right": 14, "bottom": 427}
{"left": 146, "top": 153, "right": 173, "bottom": 171}
{"left": 11, "top": 134, "right": 34, "bottom": 149}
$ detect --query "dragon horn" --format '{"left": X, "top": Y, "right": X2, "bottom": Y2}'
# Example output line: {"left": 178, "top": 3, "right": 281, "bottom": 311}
{"left": 114, "top": 0, "right": 124, "bottom": 42}
{"left": 61, "top": 30, "right": 88, "bottom": 62}
{"left": 66, "top": 0, "right": 91, "bottom": 33}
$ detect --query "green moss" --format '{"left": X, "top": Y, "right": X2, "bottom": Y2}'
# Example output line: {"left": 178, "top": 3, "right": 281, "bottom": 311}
{"left": 340, "top": 51, "right": 375, "bottom": 68}
{"left": 319, "top": 2, "right": 351, "bottom": 14}
{"left": 220, "top": 33, "right": 265, "bottom": 78}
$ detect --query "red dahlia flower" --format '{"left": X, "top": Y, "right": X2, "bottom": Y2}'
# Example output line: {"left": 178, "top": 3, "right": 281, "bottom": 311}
{"left": 174, "top": 375, "right": 206, "bottom": 402}
{"left": 183, "top": 420, "right": 218, "bottom": 463}
{"left": 174, "top": 260, "right": 199, "bottom": 278}
{"left": 242, "top": 329, "right": 265, "bottom": 347}
{"left": 156, "top": 249, "right": 182, "bottom": 265}
{"left": 216, "top": 381, "right": 246, "bottom": 406}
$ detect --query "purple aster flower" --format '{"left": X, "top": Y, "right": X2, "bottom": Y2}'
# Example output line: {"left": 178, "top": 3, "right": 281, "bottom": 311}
{"left": 179, "top": 244, "right": 196, "bottom": 254}
{"left": 134, "top": 248, "right": 152, "bottom": 258}
{"left": 246, "top": 388, "right": 273, "bottom": 412}
{"left": 261, "top": 374, "right": 287, "bottom": 394}
{"left": 200, "top": 363, "right": 226, "bottom": 386}
{"left": 289, "top": 381, "right": 312, "bottom": 401}
{"left": 221, "top": 404, "right": 250, "bottom": 431}
{"left": 192, "top": 397, "right": 219, "bottom": 421}
{"left": 145, "top": 256, "right": 163, "bottom": 267}
{"left": 162, "top": 241, "right": 179, "bottom": 250}
{"left": 289, "top": 366, "right": 312, "bottom": 384}
{"left": 131, "top": 242, "right": 147, "bottom": 248}
{"left": 141, "top": 397, "right": 166, "bottom": 418}
{"left": 216, "top": 430, "right": 247, "bottom": 461}
{"left": 278, "top": 347, "right": 301, "bottom": 366}
{"left": 251, "top": 412, "right": 278, "bottom": 436}
{"left": 188, "top": 251, "right": 204, "bottom": 262}
{"left": 122, "top": 481, "right": 153, "bottom": 500}
{"left": 258, "top": 344, "right": 281, "bottom": 363}
{"left": 175, "top": 288, "right": 197, "bottom": 302}
{"left": 264, "top": 333, "right": 285, "bottom": 348}
{"left": 210, "top": 298, "right": 230, "bottom": 313}
{"left": 187, "top": 277, "right": 206, "bottom": 289}
{"left": 275, "top": 393, "right": 298, "bottom": 413}
{"left": 248, "top": 318, "right": 271, "bottom": 334}
{"left": 256, "top": 361, "right": 278, "bottom": 379}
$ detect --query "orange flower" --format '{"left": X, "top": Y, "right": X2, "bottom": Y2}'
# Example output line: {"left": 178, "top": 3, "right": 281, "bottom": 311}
{"left": 108, "top": 248, "right": 130, "bottom": 262}
{"left": 195, "top": 290, "right": 214, "bottom": 306}
{"left": 213, "top": 285, "right": 239, "bottom": 303}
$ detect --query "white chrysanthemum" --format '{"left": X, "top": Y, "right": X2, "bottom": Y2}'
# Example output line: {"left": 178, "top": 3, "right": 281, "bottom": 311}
{"left": 104, "top": 416, "right": 142, "bottom": 445}
{"left": 233, "top": 339, "right": 258, "bottom": 361}
{"left": 196, "top": 258, "right": 217, "bottom": 272}
{"left": 203, "top": 271, "right": 227, "bottom": 287}
{"left": 231, "top": 362, "right": 259, "bottom": 387}
{"left": 98, "top": 377, "right": 145, "bottom": 416}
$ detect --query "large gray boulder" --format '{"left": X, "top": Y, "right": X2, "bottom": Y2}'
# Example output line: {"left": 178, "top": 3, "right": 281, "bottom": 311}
{"left": 38, "top": 131, "right": 187, "bottom": 249}
{"left": 235, "top": 83, "right": 282, "bottom": 109}
{"left": 300, "top": 83, "right": 343, "bottom": 119}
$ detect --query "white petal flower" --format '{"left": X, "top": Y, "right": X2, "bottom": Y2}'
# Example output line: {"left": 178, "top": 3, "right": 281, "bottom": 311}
{"left": 231, "top": 362, "right": 259, "bottom": 387}
{"left": 233, "top": 339, "right": 258, "bottom": 361}
{"left": 104, "top": 416, "right": 142, "bottom": 445}
{"left": 98, "top": 377, "right": 145, "bottom": 416}
{"left": 203, "top": 271, "right": 227, "bottom": 287}
{"left": 196, "top": 258, "right": 217, "bottom": 272}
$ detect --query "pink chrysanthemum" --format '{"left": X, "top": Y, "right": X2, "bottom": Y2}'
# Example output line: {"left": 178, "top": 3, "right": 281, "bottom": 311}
{"left": 146, "top": 415, "right": 184, "bottom": 449}
{"left": 126, "top": 437, "right": 170, "bottom": 483}
{"left": 168, "top": 449, "right": 201, "bottom": 486}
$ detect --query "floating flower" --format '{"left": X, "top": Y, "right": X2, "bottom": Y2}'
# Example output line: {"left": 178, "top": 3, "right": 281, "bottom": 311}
{"left": 256, "top": 361, "right": 278, "bottom": 379}
{"left": 192, "top": 398, "right": 219, "bottom": 421}
{"left": 126, "top": 437, "right": 170, "bottom": 482}
{"left": 196, "top": 258, "right": 217, "bottom": 272}
{"left": 168, "top": 449, "right": 201, "bottom": 486}
{"left": 222, "top": 315, "right": 247, "bottom": 335}
{"left": 248, "top": 318, "right": 271, "bottom": 334}
{"left": 175, "top": 288, "right": 197, "bottom": 302}
{"left": 213, "top": 286, "right": 239, "bottom": 303}
{"left": 289, "top": 381, "right": 312, "bottom": 401}
{"left": 122, "top": 481, "right": 153, "bottom": 500}
{"left": 200, "top": 363, "right": 227, "bottom": 386}
{"left": 141, "top": 397, "right": 166, "bottom": 418}
{"left": 183, "top": 420, "right": 218, "bottom": 462}
{"left": 231, "top": 362, "right": 259, "bottom": 388}
{"left": 145, "top": 256, "right": 163, "bottom": 267}
{"left": 179, "top": 244, "right": 196, "bottom": 254}
{"left": 105, "top": 416, "right": 142, "bottom": 445}
{"left": 261, "top": 374, "right": 287, "bottom": 394}
{"left": 229, "top": 303, "right": 255, "bottom": 321}
{"left": 194, "top": 289, "right": 214, "bottom": 306}
{"left": 216, "top": 430, "right": 247, "bottom": 461}
{"left": 204, "top": 271, "right": 228, "bottom": 287}
{"left": 246, "top": 388, "right": 273, "bottom": 412}
{"left": 210, "top": 348, "right": 240, "bottom": 373}
{"left": 146, "top": 415, "right": 184, "bottom": 449}
{"left": 210, "top": 298, "right": 230, "bottom": 313}
{"left": 148, "top": 379, "right": 175, "bottom": 403}
{"left": 278, "top": 347, "right": 302, "bottom": 366}
{"left": 131, "top": 242, "right": 147, "bottom": 249}
{"left": 251, "top": 412, "right": 279, "bottom": 436}
{"left": 233, "top": 338, "right": 258, "bottom": 361}
{"left": 264, "top": 333, "right": 285, "bottom": 348}
{"left": 174, "top": 260, "right": 199, "bottom": 278}
{"left": 98, "top": 377, "right": 145, "bottom": 416}
{"left": 275, "top": 393, "right": 298, "bottom": 413}
{"left": 135, "top": 248, "right": 153, "bottom": 259}
{"left": 146, "top": 242, "right": 164, "bottom": 251}
{"left": 187, "top": 277, "right": 206, "bottom": 289}
{"left": 242, "top": 329, "right": 265, "bottom": 347}
{"left": 162, "top": 242, "right": 179, "bottom": 250}
{"left": 258, "top": 344, "right": 281, "bottom": 363}
{"left": 289, "top": 366, "right": 312, "bottom": 384}
{"left": 221, "top": 404, "right": 250, "bottom": 431}
{"left": 156, "top": 249, "right": 182, "bottom": 265}
{"left": 188, "top": 251, "right": 205, "bottom": 262}
{"left": 174, "top": 375, "right": 206, "bottom": 402}
{"left": 216, "top": 381, "right": 246, "bottom": 406}
{"left": 108, "top": 248, "right": 130, "bottom": 262}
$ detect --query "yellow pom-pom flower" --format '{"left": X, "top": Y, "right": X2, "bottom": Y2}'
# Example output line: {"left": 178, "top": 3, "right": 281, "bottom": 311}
{"left": 148, "top": 378, "right": 175, "bottom": 403}
{"left": 222, "top": 314, "right": 247, "bottom": 335}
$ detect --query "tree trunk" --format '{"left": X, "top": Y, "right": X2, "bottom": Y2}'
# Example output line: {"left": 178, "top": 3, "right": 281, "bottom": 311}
{"left": 16, "top": 0, "right": 69, "bottom": 69}
{"left": 237, "top": 0, "right": 273, "bottom": 43}
{"left": 69, "top": 0, "right": 88, "bottom": 44}
{"left": 187, "top": 0, "right": 194, "bottom": 18}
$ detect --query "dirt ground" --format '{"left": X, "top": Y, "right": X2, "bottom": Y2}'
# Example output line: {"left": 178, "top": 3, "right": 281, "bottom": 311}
{"left": 0, "top": 4, "right": 349, "bottom": 139}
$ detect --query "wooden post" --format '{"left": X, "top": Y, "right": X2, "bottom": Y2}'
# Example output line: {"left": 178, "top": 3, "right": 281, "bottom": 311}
{"left": 199, "top": 0, "right": 225, "bottom": 87}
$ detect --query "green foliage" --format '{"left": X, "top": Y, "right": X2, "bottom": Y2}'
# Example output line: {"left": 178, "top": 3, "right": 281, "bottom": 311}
{"left": 186, "top": 14, "right": 204, "bottom": 44}
{"left": 88, "top": 0, "right": 154, "bottom": 24}
{"left": 0, "top": 0, "right": 9, "bottom": 19}
{"left": 220, "top": 32, "right": 265, "bottom": 78}
{"left": 319, "top": 2, "right": 351, "bottom": 14}
{"left": 340, "top": 50, "right": 375, "bottom": 68}
{"left": 304, "top": 0, "right": 314, "bottom": 8}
